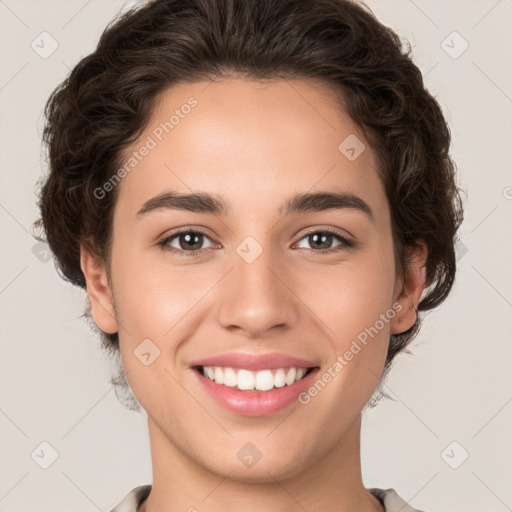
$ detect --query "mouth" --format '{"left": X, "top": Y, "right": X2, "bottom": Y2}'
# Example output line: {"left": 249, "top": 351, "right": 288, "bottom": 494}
{"left": 188, "top": 351, "right": 321, "bottom": 416}
{"left": 192, "top": 363, "right": 321, "bottom": 416}
{"left": 193, "top": 365, "right": 318, "bottom": 392}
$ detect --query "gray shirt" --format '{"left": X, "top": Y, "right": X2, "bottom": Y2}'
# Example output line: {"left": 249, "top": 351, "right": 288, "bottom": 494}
{"left": 111, "top": 485, "right": 427, "bottom": 511}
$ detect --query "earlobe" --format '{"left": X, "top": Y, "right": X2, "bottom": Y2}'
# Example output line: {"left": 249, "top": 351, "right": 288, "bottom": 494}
{"left": 80, "top": 245, "right": 118, "bottom": 334}
{"left": 390, "top": 241, "right": 428, "bottom": 335}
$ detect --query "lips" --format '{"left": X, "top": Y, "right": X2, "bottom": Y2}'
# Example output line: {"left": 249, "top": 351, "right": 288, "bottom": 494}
{"left": 193, "top": 363, "right": 320, "bottom": 416}
{"left": 189, "top": 352, "right": 321, "bottom": 416}
{"left": 189, "top": 352, "right": 319, "bottom": 371}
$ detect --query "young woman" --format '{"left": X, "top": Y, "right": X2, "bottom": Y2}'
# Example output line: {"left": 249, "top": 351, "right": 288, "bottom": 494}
{"left": 34, "top": 0, "right": 464, "bottom": 510}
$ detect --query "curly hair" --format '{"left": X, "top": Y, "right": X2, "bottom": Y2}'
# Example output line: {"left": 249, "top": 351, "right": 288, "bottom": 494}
{"left": 34, "top": 0, "right": 464, "bottom": 407}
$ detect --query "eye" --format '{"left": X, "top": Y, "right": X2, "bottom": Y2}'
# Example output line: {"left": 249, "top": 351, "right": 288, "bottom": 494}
{"left": 157, "top": 228, "right": 217, "bottom": 256}
{"left": 294, "top": 229, "right": 355, "bottom": 254}
{"left": 157, "top": 227, "right": 355, "bottom": 257}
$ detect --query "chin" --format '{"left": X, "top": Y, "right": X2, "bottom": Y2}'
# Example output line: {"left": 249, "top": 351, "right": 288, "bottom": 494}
{"left": 202, "top": 452, "right": 307, "bottom": 484}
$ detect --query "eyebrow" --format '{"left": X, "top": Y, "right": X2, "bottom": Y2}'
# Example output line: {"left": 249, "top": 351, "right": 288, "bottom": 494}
{"left": 136, "top": 190, "right": 374, "bottom": 221}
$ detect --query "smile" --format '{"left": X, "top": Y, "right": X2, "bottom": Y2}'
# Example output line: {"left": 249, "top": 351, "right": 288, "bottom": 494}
{"left": 197, "top": 365, "right": 313, "bottom": 392}
{"left": 193, "top": 364, "right": 320, "bottom": 416}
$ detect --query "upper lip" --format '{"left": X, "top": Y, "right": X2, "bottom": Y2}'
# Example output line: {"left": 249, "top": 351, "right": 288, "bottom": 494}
{"left": 189, "top": 352, "right": 319, "bottom": 371}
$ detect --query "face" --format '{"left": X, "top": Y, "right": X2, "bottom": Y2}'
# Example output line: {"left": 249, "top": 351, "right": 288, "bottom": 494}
{"left": 83, "top": 77, "right": 425, "bottom": 483}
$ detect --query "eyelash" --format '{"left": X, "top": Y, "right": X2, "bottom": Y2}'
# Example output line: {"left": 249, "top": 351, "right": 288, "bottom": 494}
{"left": 157, "top": 227, "right": 355, "bottom": 257}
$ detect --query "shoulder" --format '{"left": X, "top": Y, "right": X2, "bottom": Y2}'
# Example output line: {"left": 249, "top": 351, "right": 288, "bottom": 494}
{"left": 368, "top": 487, "right": 429, "bottom": 512}
{"left": 111, "top": 485, "right": 428, "bottom": 512}
{"left": 110, "top": 485, "right": 152, "bottom": 512}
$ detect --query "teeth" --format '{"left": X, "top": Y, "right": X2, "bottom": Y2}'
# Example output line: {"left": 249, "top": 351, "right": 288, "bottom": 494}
{"left": 274, "top": 368, "right": 286, "bottom": 388}
{"left": 255, "top": 370, "right": 274, "bottom": 391}
{"left": 285, "top": 367, "right": 296, "bottom": 385}
{"left": 223, "top": 367, "right": 237, "bottom": 387}
{"left": 214, "top": 367, "right": 224, "bottom": 385}
{"left": 237, "top": 369, "right": 254, "bottom": 390}
{"left": 201, "top": 366, "right": 310, "bottom": 391}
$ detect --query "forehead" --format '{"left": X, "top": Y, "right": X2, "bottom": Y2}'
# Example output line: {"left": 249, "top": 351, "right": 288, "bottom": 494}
{"left": 114, "top": 77, "right": 387, "bottom": 219}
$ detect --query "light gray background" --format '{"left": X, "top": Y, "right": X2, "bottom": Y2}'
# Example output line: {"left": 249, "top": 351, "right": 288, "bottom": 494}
{"left": 1, "top": 0, "right": 511, "bottom": 511}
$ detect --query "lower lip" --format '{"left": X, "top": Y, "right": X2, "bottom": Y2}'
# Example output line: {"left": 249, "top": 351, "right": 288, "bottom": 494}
{"left": 193, "top": 367, "right": 320, "bottom": 416}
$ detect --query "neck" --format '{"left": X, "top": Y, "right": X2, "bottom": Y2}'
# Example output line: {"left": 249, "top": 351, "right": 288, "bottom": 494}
{"left": 139, "top": 413, "right": 383, "bottom": 512}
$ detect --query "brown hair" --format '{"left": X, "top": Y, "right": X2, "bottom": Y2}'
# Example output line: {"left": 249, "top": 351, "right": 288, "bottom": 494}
{"left": 34, "top": 0, "right": 464, "bottom": 406}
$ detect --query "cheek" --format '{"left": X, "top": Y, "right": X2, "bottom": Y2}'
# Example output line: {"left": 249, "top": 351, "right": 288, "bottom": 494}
{"left": 110, "top": 252, "right": 202, "bottom": 413}
{"left": 110, "top": 246, "right": 217, "bottom": 342}
{"left": 312, "top": 255, "right": 396, "bottom": 338}
{"left": 316, "top": 250, "right": 397, "bottom": 381}
{"left": 300, "top": 265, "right": 396, "bottom": 412}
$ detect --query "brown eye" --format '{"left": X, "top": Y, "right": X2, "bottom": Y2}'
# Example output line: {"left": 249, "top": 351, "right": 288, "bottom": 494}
{"left": 173, "top": 232, "right": 205, "bottom": 251}
{"left": 295, "top": 230, "right": 354, "bottom": 253}
{"left": 158, "top": 229, "right": 216, "bottom": 256}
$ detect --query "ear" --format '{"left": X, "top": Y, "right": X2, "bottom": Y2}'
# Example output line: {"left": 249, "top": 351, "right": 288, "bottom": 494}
{"left": 80, "top": 244, "right": 118, "bottom": 334}
{"left": 390, "top": 241, "right": 428, "bottom": 335}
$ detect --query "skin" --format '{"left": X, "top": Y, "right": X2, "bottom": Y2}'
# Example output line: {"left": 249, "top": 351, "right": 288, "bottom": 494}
{"left": 81, "top": 77, "right": 427, "bottom": 512}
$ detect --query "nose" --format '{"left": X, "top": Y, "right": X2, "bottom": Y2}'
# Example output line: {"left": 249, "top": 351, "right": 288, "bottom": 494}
{"left": 216, "top": 245, "right": 300, "bottom": 338}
